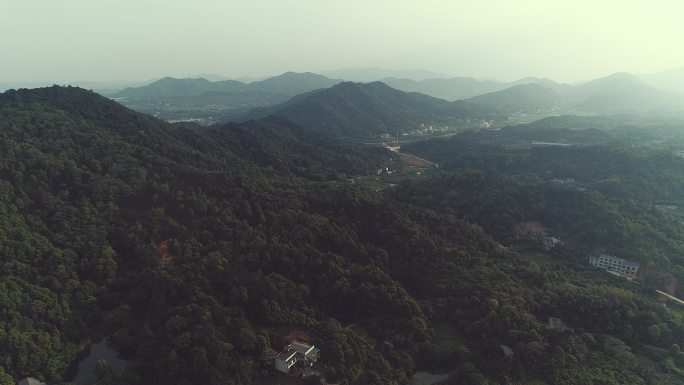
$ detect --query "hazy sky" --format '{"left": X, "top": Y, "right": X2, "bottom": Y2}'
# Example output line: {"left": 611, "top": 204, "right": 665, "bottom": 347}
{"left": 2, "top": 0, "right": 683, "bottom": 83}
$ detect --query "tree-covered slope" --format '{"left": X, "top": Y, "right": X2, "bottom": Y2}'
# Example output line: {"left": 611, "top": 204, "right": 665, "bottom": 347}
{"left": 404, "top": 119, "right": 684, "bottom": 202}
{"left": 0, "top": 86, "right": 410, "bottom": 384}
{"left": 243, "top": 81, "right": 498, "bottom": 138}
{"left": 3, "top": 86, "right": 684, "bottom": 385}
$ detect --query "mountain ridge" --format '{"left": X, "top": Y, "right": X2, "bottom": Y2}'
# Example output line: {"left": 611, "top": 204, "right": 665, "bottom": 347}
{"left": 116, "top": 72, "right": 341, "bottom": 99}
{"left": 241, "top": 81, "right": 498, "bottom": 137}
{"left": 466, "top": 72, "right": 684, "bottom": 113}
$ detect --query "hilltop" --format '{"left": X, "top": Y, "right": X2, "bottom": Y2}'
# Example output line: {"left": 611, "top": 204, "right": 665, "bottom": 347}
{"left": 467, "top": 83, "right": 566, "bottom": 113}
{"left": 243, "top": 81, "right": 497, "bottom": 138}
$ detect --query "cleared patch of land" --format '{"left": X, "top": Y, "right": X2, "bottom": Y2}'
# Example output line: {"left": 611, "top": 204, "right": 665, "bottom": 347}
{"left": 399, "top": 153, "right": 434, "bottom": 168}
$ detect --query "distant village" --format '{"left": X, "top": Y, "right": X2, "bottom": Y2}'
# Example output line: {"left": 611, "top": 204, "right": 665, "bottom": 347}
{"left": 379, "top": 120, "right": 494, "bottom": 141}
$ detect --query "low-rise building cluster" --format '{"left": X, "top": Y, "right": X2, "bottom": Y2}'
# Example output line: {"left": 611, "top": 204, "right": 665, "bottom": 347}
{"left": 551, "top": 177, "right": 575, "bottom": 184}
{"left": 588, "top": 254, "right": 640, "bottom": 278}
{"left": 274, "top": 340, "right": 320, "bottom": 373}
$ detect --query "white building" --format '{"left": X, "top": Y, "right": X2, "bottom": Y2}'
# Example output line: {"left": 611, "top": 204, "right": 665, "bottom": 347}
{"left": 274, "top": 341, "right": 320, "bottom": 373}
{"left": 589, "top": 254, "right": 640, "bottom": 278}
{"left": 551, "top": 178, "right": 575, "bottom": 184}
{"left": 18, "top": 378, "right": 46, "bottom": 385}
{"left": 543, "top": 236, "right": 561, "bottom": 249}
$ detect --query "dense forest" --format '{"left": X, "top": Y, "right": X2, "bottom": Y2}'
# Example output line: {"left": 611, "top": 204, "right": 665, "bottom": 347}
{"left": 3, "top": 86, "right": 684, "bottom": 385}
{"left": 404, "top": 116, "right": 684, "bottom": 201}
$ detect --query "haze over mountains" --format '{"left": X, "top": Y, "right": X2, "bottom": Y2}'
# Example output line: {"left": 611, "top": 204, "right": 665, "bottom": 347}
{"left": 115, "top": 72, "right": 340, "bottom": 99}
{"left": 110, "top": 72, "right": 342, "bottom": 124}
{"left": 110, "top": 67, "right": 684, "bottom": 147}
{"left": 318, "top": 67, "right": 451, "bottom": 82}
{"left": 465, "top": 73, "right": 684, "bottom": 114}
{"left": 380, "top": 77, "right": 509, "bottom": 100}
{"left": 105, "top": 67, "right": 684, "bottom": 135}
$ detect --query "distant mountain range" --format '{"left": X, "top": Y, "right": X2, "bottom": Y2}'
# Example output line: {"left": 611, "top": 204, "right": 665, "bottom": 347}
{"left": 102, "top": 68, "right": 684, "bottom": 129}
{"left": 110, "top": 72, "right": 343, "bottom": 124}
{"left": 640, "top": 67, "right": 684, "bottom": 94}
{"left": 242, "top": 81, "right": 497, "bottom": 138}
{"left": 465, "top": 73, "right": 684, "bottom": 114}
{"left": 115, "top": 72, "right": 341, "bottom": 99}
{"left": 236, "top": 72, "right": 683, "bottom": 139}
{"left": 466, "top": 83, "right": 566, "bottom": 113}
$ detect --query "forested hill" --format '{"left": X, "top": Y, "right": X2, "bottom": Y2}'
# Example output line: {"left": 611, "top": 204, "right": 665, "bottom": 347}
{"left": 0, "top": 86, "right": 387, "bottom": 178}
{"left": 4, "top": 86, "right": 684, "bottom": 385}
{"left": 401, "top": 116, "right": 684, "bottom": 296}
{"left": 0, "top": 86, "right": 488, "bottom": 385}
{"left": 243, "top": 81, "right": 497, "bottom": 138}
{"left": 0, "top": 86, "right": 410, "bottom": 384}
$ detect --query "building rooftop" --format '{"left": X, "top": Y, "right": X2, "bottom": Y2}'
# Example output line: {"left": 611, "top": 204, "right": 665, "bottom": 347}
{"left": 520, "top": 221, "right": 545, "bottom": 231}
{"left": 18, "top": 378, "right": 46, "bottom": 385}
{"left": 276, "top": 349, "right": 298, "bottom": 361}
{"left": 591, "top": 254, "right": 640, "bottom": 267}
{"left": 290, "top": 341, "right": 314, "bottom": 355}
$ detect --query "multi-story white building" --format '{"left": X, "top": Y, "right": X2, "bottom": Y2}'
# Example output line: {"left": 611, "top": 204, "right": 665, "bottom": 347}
{"left": 588, "top": 254, "right": 640, "bottom": 278}
{"left": 274, "top": 340, "right": 320, "bottom": 373}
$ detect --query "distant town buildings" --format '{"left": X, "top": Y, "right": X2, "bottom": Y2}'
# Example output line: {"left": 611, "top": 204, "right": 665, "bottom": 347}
{"left": 588, "top": 254, "right": 640, "bottom": 278}
{"left": 551, "top": 178, "right": 575, "bottom": 184}
{"left": 274, "top": 341, "right": 320, "bottom": 373}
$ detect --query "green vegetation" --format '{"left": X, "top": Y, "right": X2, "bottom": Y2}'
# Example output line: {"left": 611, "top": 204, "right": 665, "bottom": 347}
{"left": 244, "top": 81, "right": 498, "bottom": 138}
{"left": 4, "top": 86, "right": 684, "bottom": 385}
